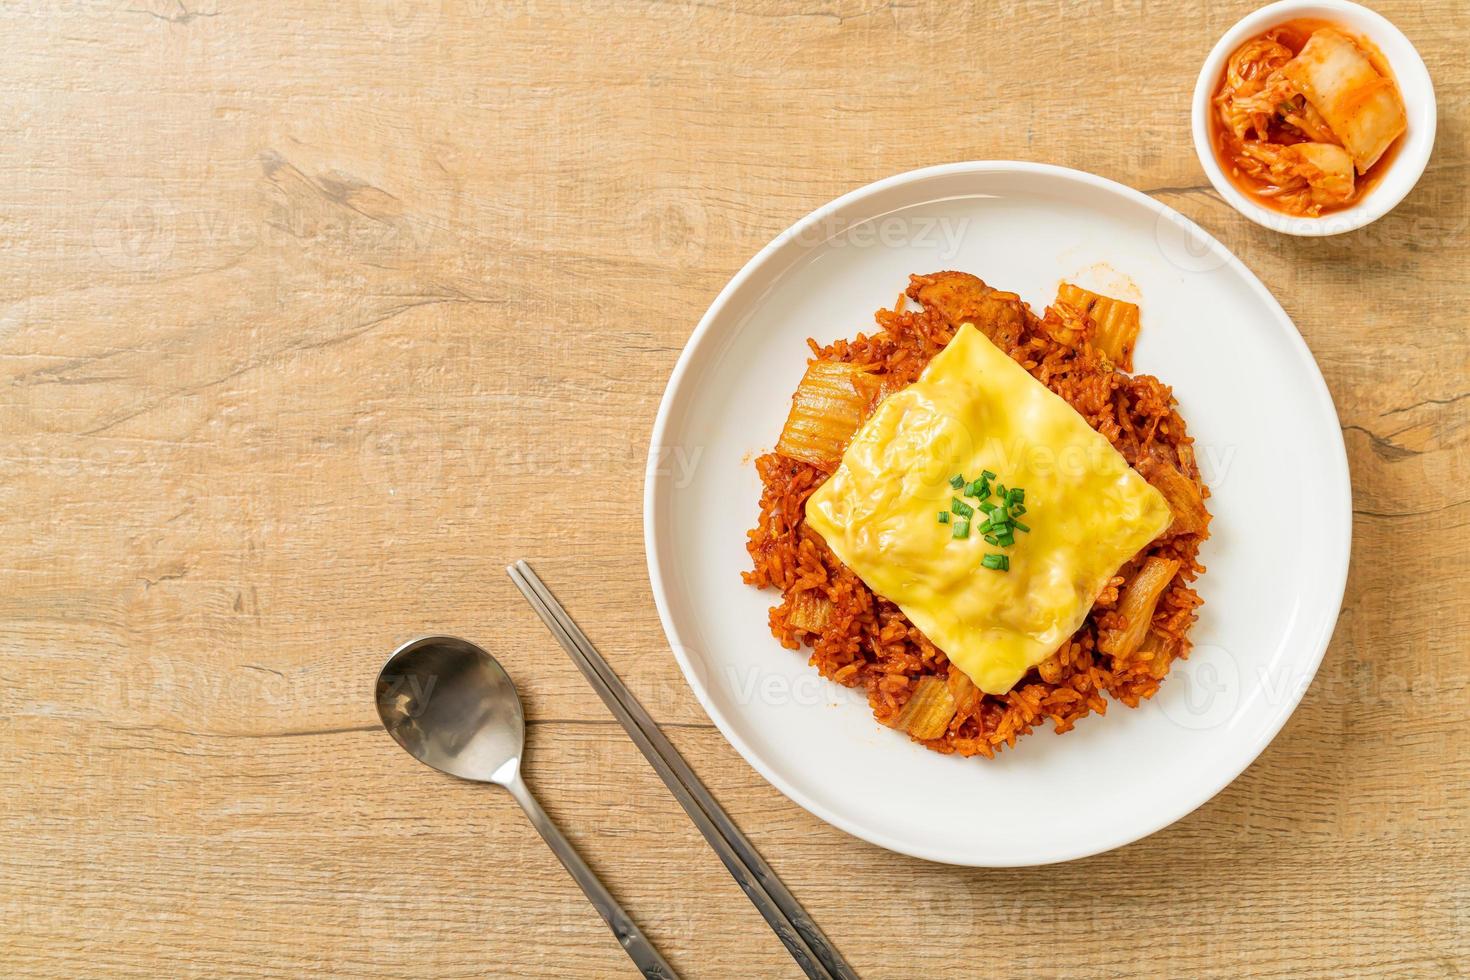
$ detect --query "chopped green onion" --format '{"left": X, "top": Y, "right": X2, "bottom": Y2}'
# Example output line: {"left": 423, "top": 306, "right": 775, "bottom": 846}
{"left": 941, "top": 471, "right": 1031, "bottom": 561}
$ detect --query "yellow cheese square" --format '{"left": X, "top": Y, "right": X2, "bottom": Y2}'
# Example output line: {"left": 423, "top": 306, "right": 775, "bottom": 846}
{"left": 804, "top": 323, "right": 1172, "bottom": 695}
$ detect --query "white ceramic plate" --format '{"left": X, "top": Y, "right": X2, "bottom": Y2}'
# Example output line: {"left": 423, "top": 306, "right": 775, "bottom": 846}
{"left": 644, "top": 162, "right": 1351, "bottom": 866}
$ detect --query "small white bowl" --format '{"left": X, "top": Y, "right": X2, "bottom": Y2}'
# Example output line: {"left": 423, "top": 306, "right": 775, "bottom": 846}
{"left": 1191, "top": 0, "right": 1436, "bottom": 236}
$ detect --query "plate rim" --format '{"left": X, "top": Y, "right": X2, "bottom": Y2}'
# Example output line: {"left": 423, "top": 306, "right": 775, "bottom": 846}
{"left": 642, "top": 160, "right": 1352, "bottom": 866}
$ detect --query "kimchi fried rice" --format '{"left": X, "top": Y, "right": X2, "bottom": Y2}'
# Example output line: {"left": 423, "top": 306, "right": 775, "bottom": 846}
{"left": 743, "top": 272, "right": 1211, "bottom": 758}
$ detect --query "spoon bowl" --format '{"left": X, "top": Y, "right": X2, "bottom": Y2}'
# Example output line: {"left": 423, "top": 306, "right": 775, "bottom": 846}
{"left": 376, "top": 635, "right": 524, "bottom": 785}
{"left": 373, "top": 635, "right": 678, "bottom": 979}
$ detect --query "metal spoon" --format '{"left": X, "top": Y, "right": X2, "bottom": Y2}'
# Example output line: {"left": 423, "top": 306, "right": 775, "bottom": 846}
{"left": 375, "top": 635, "right": 679, "bottom": 979}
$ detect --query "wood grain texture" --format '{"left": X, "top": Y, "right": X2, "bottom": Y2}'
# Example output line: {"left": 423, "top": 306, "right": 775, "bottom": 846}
{"left": 1, "top": 0, "right": 1466, "bottom": 976}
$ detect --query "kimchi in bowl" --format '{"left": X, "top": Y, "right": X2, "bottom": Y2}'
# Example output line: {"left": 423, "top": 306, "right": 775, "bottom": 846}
{"left": 1191, "top": 0, "right": 1435, "bottom": 236}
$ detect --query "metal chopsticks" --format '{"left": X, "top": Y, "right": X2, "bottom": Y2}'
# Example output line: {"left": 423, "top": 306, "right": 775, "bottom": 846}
{"left": 506, "top": 560, "right": 858, "bottom": 980}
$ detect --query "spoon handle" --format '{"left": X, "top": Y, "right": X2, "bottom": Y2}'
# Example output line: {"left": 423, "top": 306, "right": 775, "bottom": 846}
{"left": 501, "top": 772, "right": 680, "bottom": 980}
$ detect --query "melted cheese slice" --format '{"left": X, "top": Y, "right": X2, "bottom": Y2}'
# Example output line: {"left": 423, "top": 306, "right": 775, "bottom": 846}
{"left": 805, "top": 323, "right": 1171, "bottom": 695}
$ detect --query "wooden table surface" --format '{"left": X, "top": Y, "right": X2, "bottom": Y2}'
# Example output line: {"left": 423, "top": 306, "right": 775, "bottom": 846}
{"left": 3, "top": 1, "right": 1467, "bottom": 976}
